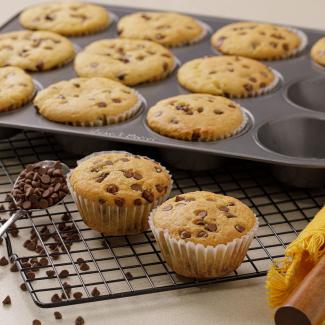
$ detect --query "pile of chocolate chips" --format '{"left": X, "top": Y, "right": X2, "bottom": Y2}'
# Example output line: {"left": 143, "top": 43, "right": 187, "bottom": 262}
{"left": 11, "top": 161, "right": 68, "bottom": 210}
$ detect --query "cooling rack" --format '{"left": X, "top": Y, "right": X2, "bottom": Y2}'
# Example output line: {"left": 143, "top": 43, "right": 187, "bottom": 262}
{"left": 0, "top": 131, "right": 324, "bottom": 308}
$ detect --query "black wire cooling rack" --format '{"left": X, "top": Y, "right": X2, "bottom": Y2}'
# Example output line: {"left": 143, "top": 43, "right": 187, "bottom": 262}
{"left": 0, "top": 131, "right": 324, "bottom": 308}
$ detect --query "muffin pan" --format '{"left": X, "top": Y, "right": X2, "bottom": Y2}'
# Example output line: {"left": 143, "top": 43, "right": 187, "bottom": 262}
{"left": 0, "top": 4, "right": 325, "bottom": 187}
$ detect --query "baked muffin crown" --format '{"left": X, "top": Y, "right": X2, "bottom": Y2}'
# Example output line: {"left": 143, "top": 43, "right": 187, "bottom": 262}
{"left": 211, "top": 21, "right": 302, "bottom": 60}
{"left": 69, "top": 152, "right": 172, "bottom": 208}
{"left": 152, "top": 191, "right": 256, "bottom": 246}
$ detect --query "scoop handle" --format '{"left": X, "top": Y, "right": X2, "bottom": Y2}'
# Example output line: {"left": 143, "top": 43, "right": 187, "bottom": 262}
{"left": 0, "top": 210, "right": 27, "bottom": 238}
{"left": 275, "top": 254, "right": 325, "bottom": 325}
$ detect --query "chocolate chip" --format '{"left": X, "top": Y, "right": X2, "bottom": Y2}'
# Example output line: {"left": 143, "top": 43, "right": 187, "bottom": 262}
{"left": 76, "top": 257, "right": 84, "bottom": 264}
{"left": 20, "top": 283, "right": 27, "bottom": 291}
{"left": 51, "top": 293, "right": 61, "bottom": 303}
{"left": 112, "top": 98, "right": 121, "bottom": 103}
{"left": 249, "top": 77, "right": 257, "bottom": 83}
{"left": 219, "top": 206, "right": 229, "bottom": 212}
{"left": 194, "top": 210, "right": 207, "bottom": 218}
{"left": 259, "top": 82, "right": 267, "bottom": 88}
{"left": 107, "top": 184, "right": 119, "bottom": 194}
{"left": 175, "top": 196, "right": 185, "bottom": 202}
{"left": 192, "top": 218, "right": 204, "bottom": 225}
{"left": 54, "top": 311, "right": 62, "bottom": 320}
{"left": 26, "top": 271, "right": 35, "bottom": 280}
{"left": 22, "top": 201, "right": 32, "bottom": 210}
{"left": 33, "top": 320, "right": 41, "bottom": 325}
{"left": 114, "top": 198, "right": 125, "bottom": 207}
{"left": 10, "top": 263, "right": 18, "bottom": 272}
{"left": 134, "top": 199, "right": 142, "bottom": 206}
{"left": 73, "top": 292, "right": 83, "bottom": 299}
{"left": 142, "top": 190, "right": 154, "bottom": 203}
{"left": 155, "top": 184, "right": 164, "bottom": 193}
{"left": 282, "top": 43, "right": 289, "bottom": 51}
{"left": 197, "top": 230, "right": 208, "bottom": 238}
{"left": 80, "top": 263, "right": 89, "bottom": 271}
{"left": 243, "top": 83, "right": 253, "bottom": 92}
{"left": 131, "top": 184, "right": 142, "bottom": 191}
{"left": 39, "top": 199, "right": 49, "bottom": 209}
{"left": 226, "top": 213, "right": 237, "bottom": 218}
{"left": 91, "top": 287, "right": 100, "bottom": 297}
{"left": 162, "top": 204, "right": 173, "bottom": 211}
{"left": 205, "top": 223, "right": 217, "bottom": 232}
{"left": 36, "top": 62, "right": 44, "bottom": 71}
{"left": 96, "top": 172, "right": 109, "bottom": 183}
{"left": 39, "top": 257, "right": 48, "bottom": 266}
{"left": 75, "top": 316, "right": 85, "bottom": 325}
{"left": 180, "top": 230, "right": 191, "bottom": 239}
{"left": 125, "top": 271, "right": 133, "bottom": 280}
{"left": 97, "top": 102, "right": 107, "bottom": 107}
{"left": 191, "top": 129, "right": 201, "bottom": 141}
{"left": 118, "top": 73, "right": 126, "bottom": 81}
{"left": 0, "top": 256, "right": 9, "bottom": 266}
{"left": 235, "top": 224, "right": 245, "bottom": 233}
{"left": 2, "top": 295, "right": 11, "bottom": 305}
{"left": 59, "top": 270, "right": 69, "bottom": 278}
{"left": 123, "top": 170, "right": 134, "bottom": 178}
{"left": 133, "top": 172, "right": 143, "bottom": 180}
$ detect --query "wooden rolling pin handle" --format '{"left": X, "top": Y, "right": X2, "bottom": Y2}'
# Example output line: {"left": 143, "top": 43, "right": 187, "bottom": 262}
{"left": 275, "top": 254, "right": 325, "bottom": 325}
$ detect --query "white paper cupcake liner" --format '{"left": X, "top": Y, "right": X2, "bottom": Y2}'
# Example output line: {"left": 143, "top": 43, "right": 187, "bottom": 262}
{"left": 61, "top": 90, "right": 144, "bottom": 127}
{"left": 67, "top": 151, "right": 173, "bottom": 236}
{"left": 149, "top": 212, "right": 259, "bottom": 279}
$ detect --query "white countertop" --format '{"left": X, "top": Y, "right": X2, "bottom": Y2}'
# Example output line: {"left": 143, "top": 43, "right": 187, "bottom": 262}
{"left": 0, "top": 1, "right": 324, "bottom": 324}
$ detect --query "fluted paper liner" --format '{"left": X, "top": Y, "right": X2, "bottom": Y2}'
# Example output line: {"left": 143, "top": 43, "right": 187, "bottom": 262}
{"left": 149, "top": 211, "right": 259, "bottom": 279}
{"left": 67, "top": 151, "right": 173, "bottom": 236}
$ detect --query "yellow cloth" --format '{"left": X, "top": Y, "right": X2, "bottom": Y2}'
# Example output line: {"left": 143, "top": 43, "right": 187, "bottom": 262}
{"left": 266, "top": 205, "right": 325, "bottom": 308}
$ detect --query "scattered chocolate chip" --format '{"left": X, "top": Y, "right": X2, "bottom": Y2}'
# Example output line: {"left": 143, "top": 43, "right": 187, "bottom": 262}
{"left": 51, "top": 293, "right": 61, "bottom": 303}
{"left": 219, "top": 206, "right": 229, "bottom": 212}
{"left": 155, "top": 184, "right": 164, "bottom": 193}
{"left": 80, "top": 263, "right": 89, "bottom": 271}
{"left": 180, "top": 230, "right": 191, "bottom": 239}
{"left": 114, "top": 198, "right": 125, "bottom": 207}
{"left": 130, "top": 184, "right": 142, "bottom": 192}
{"left": 39, "top": 257, "right": 48, "bottom": 266}
{"left": 161, "top": 204, "right": 173, "bottom": 211}
{"left": 133, "top": 172, "right": 143, "bottom": 180}
{"left": 2, "top": 295, "right": 11, "bottom": 305}
{"left": 123, "top": 170, "right": 134, "bottom": 178}
{"left": 197, "top": 230, "right": 208, "bottom": 238}
{"left": 175, "top": 196, "right": 185, "bottom": 202}
{"left": 10, "top": 263, "right": 18, "bottom": 272}
{"left": 54, "top": 311, "right": 62, "bottom": 320}
{"left": 32, "top": 320, "right": 41, "bottom": 325}
{"left": 205, "top": 223, "right": 217, "bottom": 232}
{"left": 282, "top": 43, "right": 289, "bottom": 51}
{"left": 107, "top": 184, "right": 119, "bottom": 194}
{"left": 0, "top": 256, "right": 9, "bottom": 266}
{"left": 192, "top": 218, "right": 205, "bottom": 225}
{"left": 75, "top": 316, "right": 85, "bottom": 325}
{"left": 76, "top": 257, "right": 84, "bottom": 264}
{"left": 142, "top": 190, "right": 154, "bottom": 203}
{"left": 112, "top": 98, "right": 121, "bottom": 103}
{"left": 194, "top": 210, "right": 207, "bottom": 218}
{"left": 73, "top": 292, "right": 83, "bottom": 299}
{"left": 249, "top": 77, "right": 257, "bottom": 83}
{"left": 226, "top": 213, "right": 237, "bottom": 218}
{"left": 125, "top": 271, "right": 133, "bottom": 280}
{"left": 20, "top": 283, "right": 27, "bottom": 291}
{"left": 243, "top": 83, "right": 253, "bottom": 92}
{"left": 235, "top": 224, "right": 245, "bottom": 233}
{"left": 117, "top": 73, "right": 126, "bottom": 81}
{"left": 59, "top": 270, "right": 69, "bottom": 278}
{"left": 36, "top": 62, "right": 44, "bottom": 71}
{"left": 97, "top": 102, "right": 107, "bottom": 108}
{"left": 91, "top": 287, "right": 100, "bottom": 297}
{"left": 134, "top": 199, "right": 142, "bottom": 206}
{"left": 26, "top": 271, "right": 35, "bottom": 280}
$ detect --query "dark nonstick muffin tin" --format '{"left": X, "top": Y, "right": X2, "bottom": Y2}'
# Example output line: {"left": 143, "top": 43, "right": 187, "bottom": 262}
{"left": 0, "top": 4, "right": 325, "bottom": 187}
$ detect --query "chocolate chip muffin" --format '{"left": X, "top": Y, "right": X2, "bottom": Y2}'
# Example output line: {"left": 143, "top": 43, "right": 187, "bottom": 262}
{"left": 117, "top": 12, "right": 205, "bottom": 47}
{"left": 68, "top": 151, "right": 172, "bottom": 235}
{"left": 149, "top": 191, "right": 258, "bottom": 279}
{"left": 147, "top": 94, "right": 246, "bottom": 141}
{"left": 211, "top": 22, "right": 306, "bottom": 60}
{"left": 177, "top": 55, "right": 277, "bottom": 98}
{"left": 311, "top": 37, "right": 325, "bottom": 67}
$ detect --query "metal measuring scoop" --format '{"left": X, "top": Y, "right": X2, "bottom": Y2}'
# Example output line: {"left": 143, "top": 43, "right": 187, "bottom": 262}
{"left": 0, "top": 160, "right": 70, "bottom": 238}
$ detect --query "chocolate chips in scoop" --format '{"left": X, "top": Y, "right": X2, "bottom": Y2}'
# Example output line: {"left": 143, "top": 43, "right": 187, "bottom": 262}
{"left": 11, "top": 161, "right": 69, "bottom": 210}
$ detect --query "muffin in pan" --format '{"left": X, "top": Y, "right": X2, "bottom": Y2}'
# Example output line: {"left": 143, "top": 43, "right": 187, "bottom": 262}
{"left": 0, "top": 30, "right": 75, "bottom": 72}
{"left": 211, "top": 21, "right": 306, "bottom": 60}
{"left": 68, "top": 151, "right": 172, "bottom": 235}
{"left": 147, "top": 94, "right": 246, "bottom": 141}
{"left": 177, "top": 55, "right": 277, "bottom": 98}
{"left": 149, "top": 191, "right": 258, "bottom": 279}
{"left": 117, "top": 11, "right": 206, "bottom": 47}
{"left": 19, "top": 1, "right": 111, "bottom": 36}
{"left": 311, "top": 37, "right": 325, "bottom": 67}
{"left": 0, "top": 66, "right": 35, "bottom": 113}
{"left": 33, "top": 77, "right": 142, "bottom": 126}
{"left": 74, "top": 38, "right": 176, "bottom": 86}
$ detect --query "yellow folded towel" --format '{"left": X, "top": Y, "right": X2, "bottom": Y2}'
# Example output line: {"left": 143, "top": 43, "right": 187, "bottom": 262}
{"left": 266, "top": 205, "right": 325, "bottom": 307}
